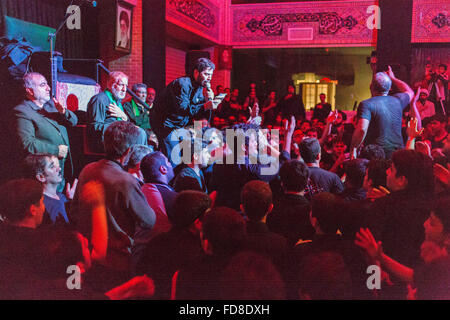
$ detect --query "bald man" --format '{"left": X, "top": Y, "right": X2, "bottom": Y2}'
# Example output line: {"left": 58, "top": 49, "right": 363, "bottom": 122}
{"left": 350, "top": 67, "right": 414, "bottom": 159}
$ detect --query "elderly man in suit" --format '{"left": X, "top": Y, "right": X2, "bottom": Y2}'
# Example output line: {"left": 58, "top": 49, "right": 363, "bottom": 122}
{"left": 13, "top": 72, "right": 78, "bottom": 191}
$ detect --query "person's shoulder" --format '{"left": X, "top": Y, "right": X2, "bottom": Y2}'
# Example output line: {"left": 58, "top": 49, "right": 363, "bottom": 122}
{"left": 88, "top": 91, "right": 109, "bottom": 105}
{"left": 13, "top": 100, "right": 36, "bottom": 114}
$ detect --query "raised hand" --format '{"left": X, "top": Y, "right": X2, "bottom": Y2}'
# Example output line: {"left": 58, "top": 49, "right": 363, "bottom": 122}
{"left": 385, "top": 65, "right": 396, "bottom": 79}
{"left": 355, "top": 228, "right": 383, "bottom": 262}
{"left": 58, "top": 145, "right": 68, "bottom": 159}
{"left": 326, "top": 110, "right": 338, "bottom": 125}
{"left": 80, "top": 180, "right": 105, "bottom": 209}
{"left": 434, "top": 163, "right": 450, "bottom": 187}
{"left": 65, "top": 178, "right": 78, "bottom": 200}
{"left": 52, "top": 98, "right": 66, "bottom": 114}
{"left": 406, "top": 118, "right": 424, "bottom": 139}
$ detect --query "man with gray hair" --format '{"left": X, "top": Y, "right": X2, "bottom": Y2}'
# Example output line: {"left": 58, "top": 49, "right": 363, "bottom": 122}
{"left": 350, "top": 66, "right": 414, "bottom": 159}
{"left": 123, "top": 83, "right": 152, "bottom": 139}
{"left": 12, "top": 72, "right": 78, "bottom": 190}
{"left": 87, "top": 71, "right": 147, "bottom": 152}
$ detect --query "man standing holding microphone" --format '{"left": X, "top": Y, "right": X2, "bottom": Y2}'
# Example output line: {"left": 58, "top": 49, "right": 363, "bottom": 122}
{"left": 151, "top": 58, "right": 220, "bottom": 164}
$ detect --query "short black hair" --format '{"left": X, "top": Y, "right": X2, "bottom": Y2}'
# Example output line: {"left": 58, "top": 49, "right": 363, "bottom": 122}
{"left": 345, "top": 159, "right": 369, "bottom": 189}
{"left": 241, "top": 180, "right": 272, "bottom": 221}
{"left": 140, "top": 151, "right": 167, "bottom": 183}
{"left": 391, "top": 149, "right": 434, "bottom": 196}
{"left": 439, "top": 63, "right": 448, "bottom": 71}
{"left": 299, "top": 138, "right": 321, "bottom": 163}
{"left": 22, "top": 153, "right": 54, "bottom": 179}
{"left": 170, "top": 191, "right": 211, "bottom": 228}
{"left": 103, "top": 121, "right": 143, "bottom": 159}
{"left": 125, "top": 144, "right": 153, "bottom": 170}
{"left": 279, "top": 160, "right": 309, "bottom": 192}
{"left": 202, "top": 207, "right": 246, "bottom": 255}
{"left": 360, "top": 144, "right": 386, "bottom": 161}
{"left": 0, "top": 179, "right": 43, "bottom": 223}
{"left": 430, "top": 114, "right": 446, "bottom": 124}
{"left": 131, "top": 83, "right": 147, "bottom": 93}
{"left": 193, "top": 58, "right": 215, "bottom": 74}
{"left": 366, "top": 159, "right": 388, "bottom": 189}
{"left": 311, "top": 192, "right": 341, "bottom": 234}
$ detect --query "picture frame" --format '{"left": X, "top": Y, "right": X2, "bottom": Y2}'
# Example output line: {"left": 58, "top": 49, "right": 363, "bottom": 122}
{"left": 114, "top": 1, "right": 133, "bottom": 53}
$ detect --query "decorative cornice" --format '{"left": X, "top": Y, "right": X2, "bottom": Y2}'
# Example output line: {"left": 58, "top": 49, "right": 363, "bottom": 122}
{"left": 245, "top": 12, "right": 358, "bottom": 36}
{"left": 168, "top": 0, "right": 216, "bottom": 29}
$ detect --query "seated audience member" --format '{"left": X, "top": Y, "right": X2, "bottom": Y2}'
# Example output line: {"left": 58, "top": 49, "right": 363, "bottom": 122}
{"left": 356, "top": 196, "right": 450, "bottom": 299}
{"left": 174, "top": 207, "right": 247, "bottom": 300}
{"left": 240, "top": 180, "right": 288, "bottom": 267}
{"left": 136, "top": 191, "right": 211, "bottom": 299}
{"left": 294, "top": 192, "right": 368, "bottom": 299}
{"left": 140, "top": 151, "right": 177, "bottom": 220}
{"left": 70, "top": 121, "right": 156, "bottom": 288}
{"left": 23, "top": 153, "right": 77, "bottom": 225}
{"left": 299, "top": 137, "right": 344, "bottom": 197}
{"left": 219, "top": 251, "right": 286, "bottom": 300}
{"left": 172, "top": 138, "right": 210, "bottom": 193}
{"left": 361, "top": 149, "right": 434, "bottom": 298}
{"left": 211, "top": 119, "right": 294, "bottom": 210}
{"left": 340, "top": 159, "right": 369, "bottom": 202}
{"left": 267, "top": 160, "right": 315, "bottom": 246}
{"left": 125, "top": 144, "right": 153, "bottom": 184}
{"left": 123, "top": 83, "right": 152, "bottom": 136}
{"left": 86, "top": 71, "right": 147, "bottom": 152}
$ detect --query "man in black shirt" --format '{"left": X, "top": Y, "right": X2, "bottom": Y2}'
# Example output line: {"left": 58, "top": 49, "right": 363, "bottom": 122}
{"left": 151, "top": 58, "right": 220, "bottom": 163}
{"left": 312, "top": 93, "right": 332, "bottom": 123}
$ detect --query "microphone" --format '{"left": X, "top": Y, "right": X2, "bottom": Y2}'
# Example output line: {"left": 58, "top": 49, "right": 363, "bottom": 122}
{"left": 205, "top": 82, "right": 213, "bottom": 101}
{"left": 82, "top": 0, "right": 97, "bottom": 7}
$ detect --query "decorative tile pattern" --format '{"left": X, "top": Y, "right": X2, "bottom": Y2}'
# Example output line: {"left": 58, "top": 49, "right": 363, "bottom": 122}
{"left": 412, "top": 0, "right": 450, "bottom": 43}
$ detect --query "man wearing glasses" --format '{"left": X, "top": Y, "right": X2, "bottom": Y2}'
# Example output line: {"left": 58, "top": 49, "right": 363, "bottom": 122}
{"left": 87, "top": 71, "right": 147, "bottom": 152}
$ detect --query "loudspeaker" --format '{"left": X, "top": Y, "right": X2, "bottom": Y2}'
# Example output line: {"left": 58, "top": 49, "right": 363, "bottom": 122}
{"left": 185, "top": 50, "right": 210, "bottom": 75}
{"left": 376, "top": 0, "right": 413, "bottom": 82}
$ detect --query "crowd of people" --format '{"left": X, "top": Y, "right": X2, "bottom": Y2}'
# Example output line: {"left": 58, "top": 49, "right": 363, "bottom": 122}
{"left": 0, "top": 57, "right": 449, "bottom": 300}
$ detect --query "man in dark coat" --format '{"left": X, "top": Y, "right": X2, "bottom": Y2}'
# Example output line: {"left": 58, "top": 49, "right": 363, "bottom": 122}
{"left": 12, "top": 72, "right": 78, "bottom": 190}
{"left": 150, "top": 58, "right": 219, "bottom": 164}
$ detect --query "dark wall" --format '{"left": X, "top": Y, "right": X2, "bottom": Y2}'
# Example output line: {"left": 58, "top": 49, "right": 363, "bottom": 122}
{"left": 143, "top": 0, "right": 166, "bottom": 94}
{"left": 376, "top": 0, "right": 413, "bottom": 82}
{"left": 0, "top": 0, "right": 99, "bottom": 59}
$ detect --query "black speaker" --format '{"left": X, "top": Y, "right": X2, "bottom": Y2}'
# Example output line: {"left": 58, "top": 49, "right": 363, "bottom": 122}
{"left": 376, "top": 0, "right": 413, "bottom": 82}
{"left": 185, "top": 50, "right": 210, "bottom": 75}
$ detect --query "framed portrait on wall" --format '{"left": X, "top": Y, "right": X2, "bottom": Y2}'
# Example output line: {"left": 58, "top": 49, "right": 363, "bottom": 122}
{"left": 114, "top": 1, "right": 133, "bottom": 53}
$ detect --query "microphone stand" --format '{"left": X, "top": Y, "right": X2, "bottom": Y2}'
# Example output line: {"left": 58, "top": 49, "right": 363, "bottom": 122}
{"left": 48, "top": 5, "right": 78, "bottom": 97}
